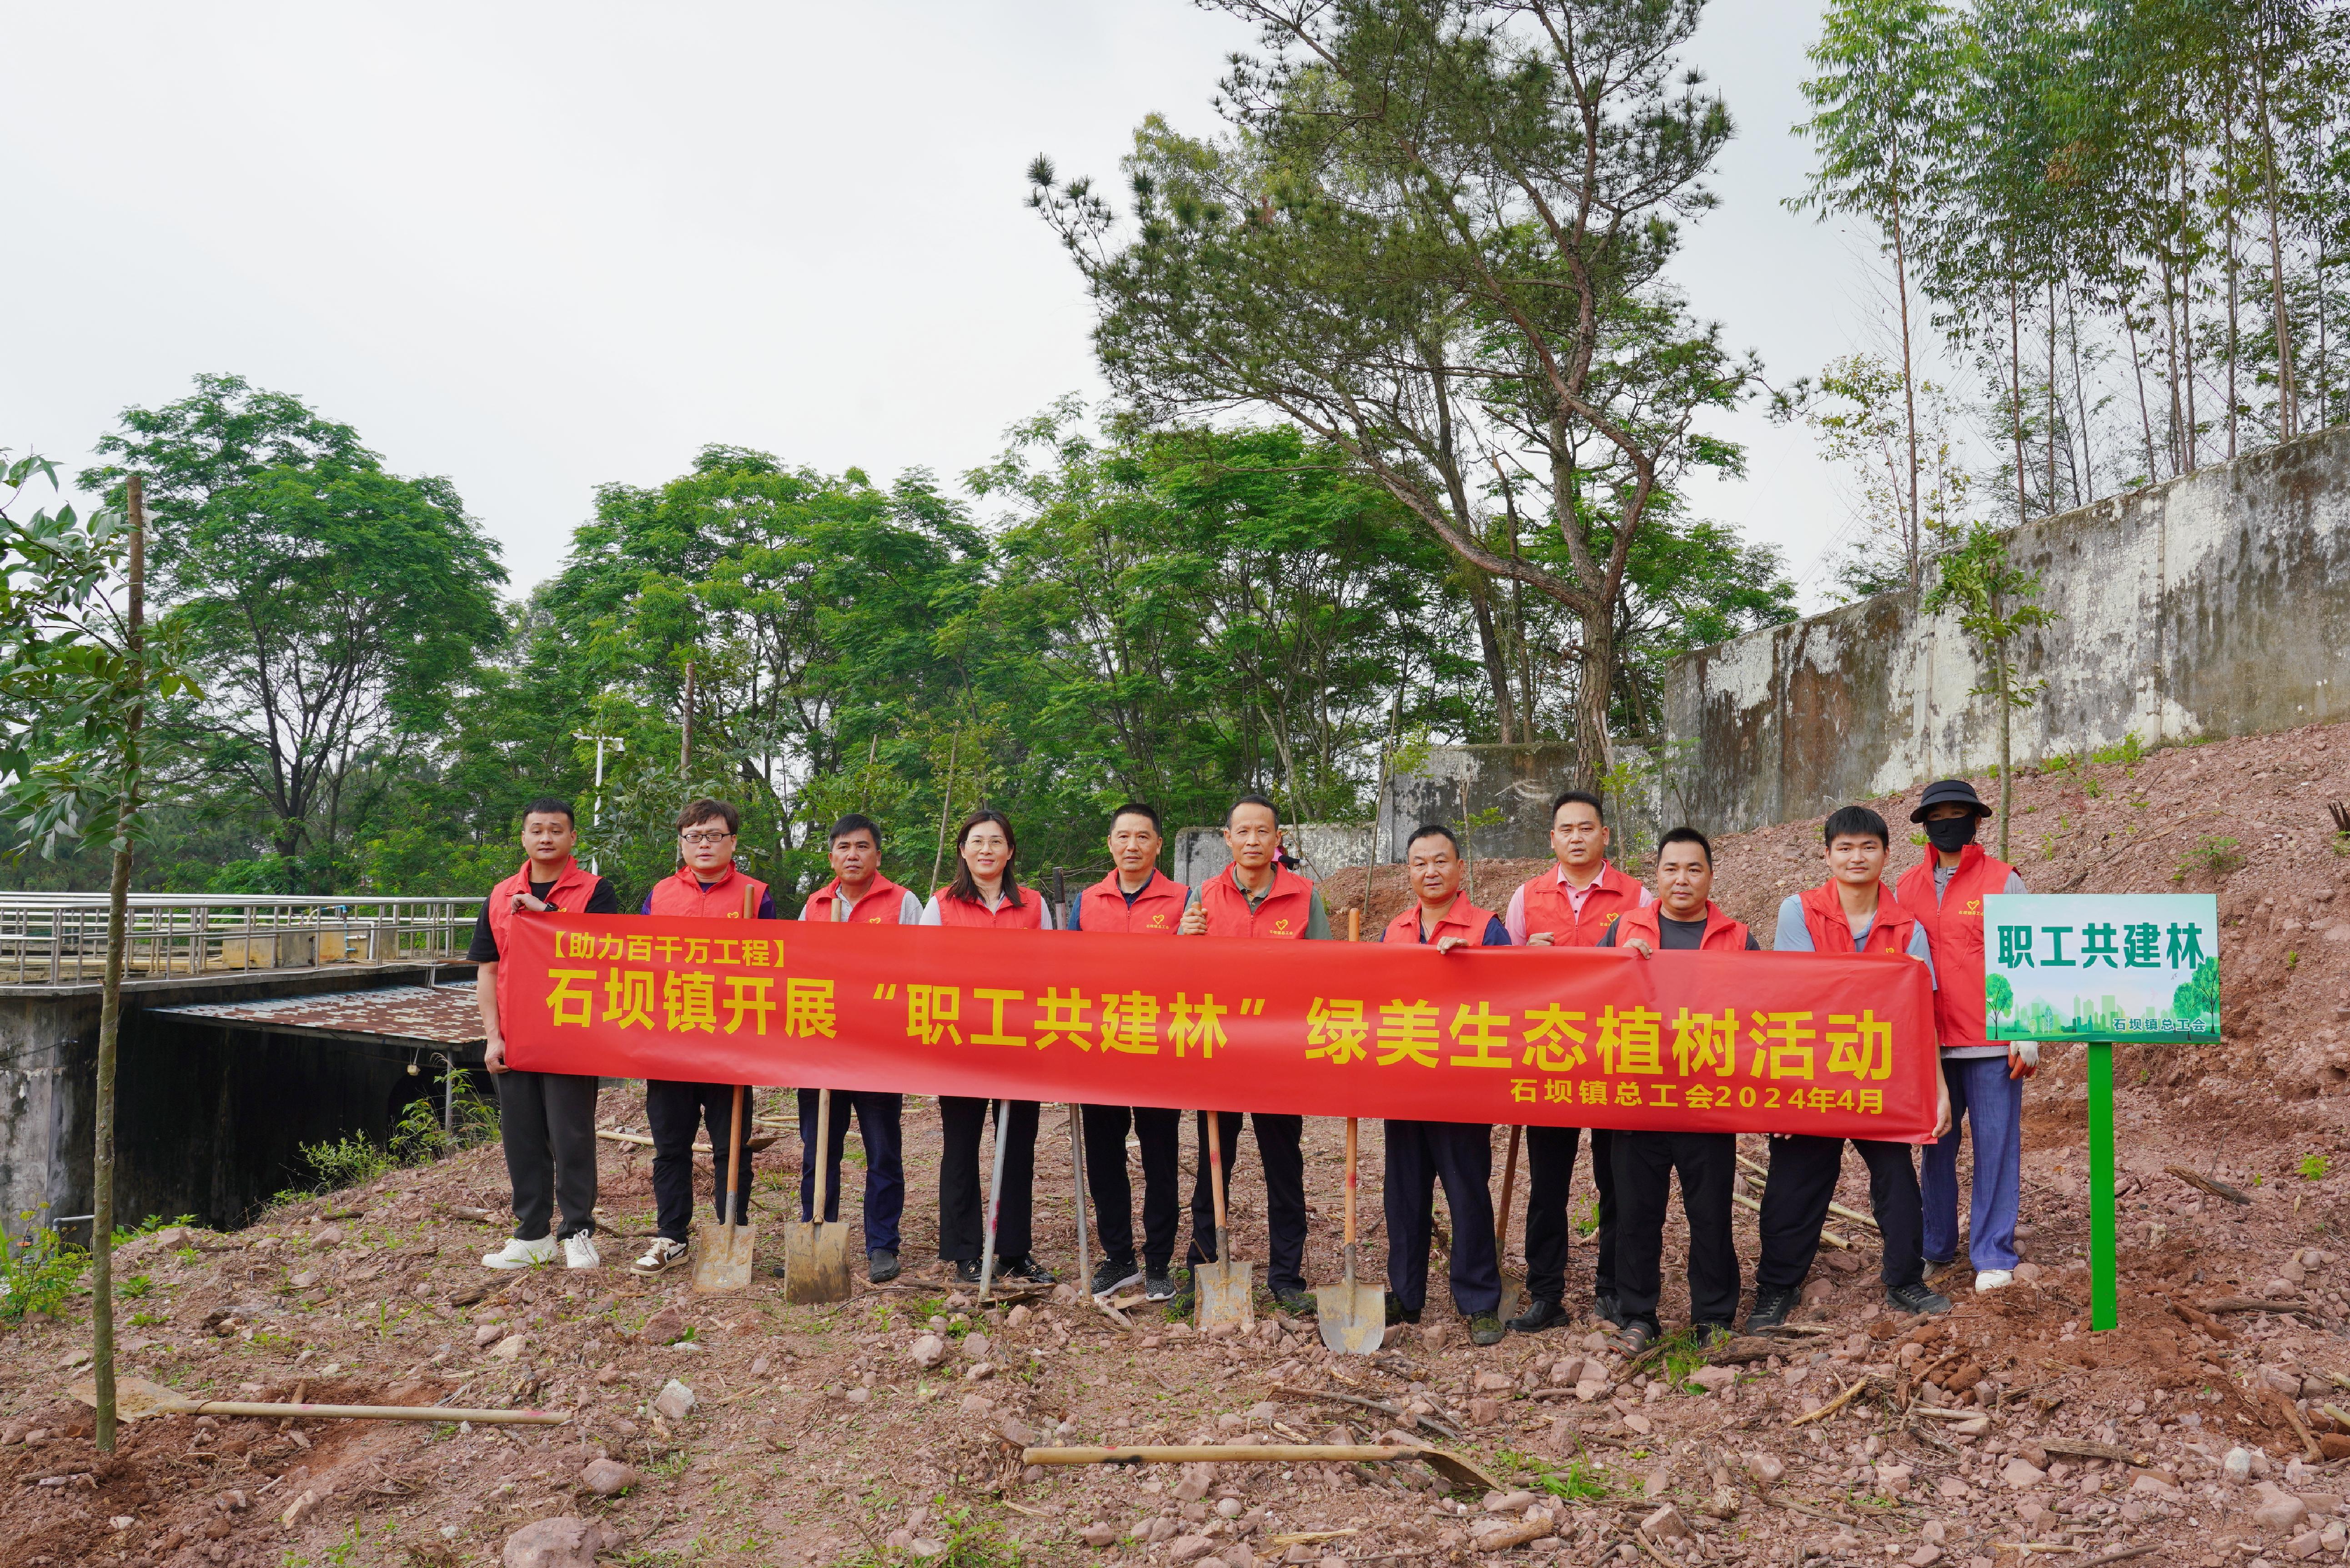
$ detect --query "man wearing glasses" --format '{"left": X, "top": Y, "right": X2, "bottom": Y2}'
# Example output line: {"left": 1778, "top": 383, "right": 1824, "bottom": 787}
{"left": 631, "top": 797, "right": 778, "bottom": 1274}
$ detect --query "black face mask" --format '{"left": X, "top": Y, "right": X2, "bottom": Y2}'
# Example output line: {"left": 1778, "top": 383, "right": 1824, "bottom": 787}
{"left": 1924, "top": 815, "right": 1980, "bottom": 853}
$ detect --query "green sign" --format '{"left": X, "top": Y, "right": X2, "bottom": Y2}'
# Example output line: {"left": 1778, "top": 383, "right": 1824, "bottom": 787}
{"left": 1982, "top": 892, "right": 2222, "bottom": 1334}
{"left": 1982, "top": 892, "right": 2220, "bottom": 1043}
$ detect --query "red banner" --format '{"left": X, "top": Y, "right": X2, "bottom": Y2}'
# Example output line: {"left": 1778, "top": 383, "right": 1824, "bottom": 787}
{"left": 501, "top": 915, "right": 1940, "bottom": 1140}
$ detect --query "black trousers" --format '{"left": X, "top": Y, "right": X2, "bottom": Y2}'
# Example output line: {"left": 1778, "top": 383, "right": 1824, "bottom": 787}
{"left": 646, "top": 1080, "right": 751, "bottom": 1242}
{"left": 1524, "top": 1124, "right": 1617, "bottom": 1307}
{"left": 796, "top": 1089, "right": 904, "bottom": 1255}
{"left": 1755, "top": 1134, "right": 1924, "bottom": 1292}
{"left": 1611, "top": 1129, "right": 1739, "bottom": 1331}
{"left": 938, "top": 1097, "right": 1039, "bottom": 1263}
{"left": 1383, "top": 1120, "right": 1501, "bottom": 1315}
{"left": 1187, "top": 1110, "right": 1307, "bottom": 1297}
{"left": 495, "top": 1070, "right": 600, "bottom": 1242}
{"left": 1082, "top": 1104, "right": 1182, "bottom": 1270}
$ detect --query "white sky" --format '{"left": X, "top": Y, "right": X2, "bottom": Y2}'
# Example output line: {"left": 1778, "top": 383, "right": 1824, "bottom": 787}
{"left": 2, "top": 0, "right": 1889, "bottom": 611}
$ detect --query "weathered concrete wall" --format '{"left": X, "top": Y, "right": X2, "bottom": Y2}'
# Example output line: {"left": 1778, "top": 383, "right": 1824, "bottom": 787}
{"left": 1662, "top": 425, "right": 2350, "bottom": 834}
{"left": 1173, "top": 823, "right": 1375, "bottom": 887}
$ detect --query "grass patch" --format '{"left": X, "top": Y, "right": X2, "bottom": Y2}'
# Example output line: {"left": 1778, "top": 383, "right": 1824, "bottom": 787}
{"left": 2302, "top": 1154, "right": 2331, "bottom": 1181}
{"left": 1533, "top": 1457, "right": 1614, "bottom": 1501}
{"left": 2176, "top": 835, "right": 2244, "bottom": 879}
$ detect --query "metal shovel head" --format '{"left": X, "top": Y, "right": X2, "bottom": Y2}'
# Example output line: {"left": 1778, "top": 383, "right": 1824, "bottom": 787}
{"left": 781, "top": 1219, "right": 854, "bottom": 1304}
{"left": 1194, "top": 1258, "right": 1253, "bottom": 1332}
{"left": 70, "top": 1376, "right": 185, "bottom": 1422}
{"left": 1316, "top": 1273, "right": 1386, "bottom": 1355}
{"left": 691, "top": 1216, "right": 756, "bottom": 1294}
{"left": 1494, "top": 1268, "right": 1528, "bottom": 1326}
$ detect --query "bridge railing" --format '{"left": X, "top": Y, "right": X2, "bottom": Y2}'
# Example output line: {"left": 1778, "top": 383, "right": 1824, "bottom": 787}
{"left": 0, "top": 894, "right": 477, "bottom": 986}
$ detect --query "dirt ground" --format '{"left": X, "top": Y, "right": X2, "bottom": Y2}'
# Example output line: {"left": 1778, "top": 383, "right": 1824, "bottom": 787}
{"left": 9, "top": 720, "right": 2350, "bottom": 1568}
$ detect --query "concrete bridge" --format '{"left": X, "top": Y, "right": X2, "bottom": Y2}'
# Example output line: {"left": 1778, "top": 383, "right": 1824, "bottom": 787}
{"left": 0, "top": 894, "right": 485, "bottom": 1244}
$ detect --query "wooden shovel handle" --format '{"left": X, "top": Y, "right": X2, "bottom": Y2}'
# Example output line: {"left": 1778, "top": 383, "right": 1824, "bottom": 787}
{"left": 812, "top": 1088, "right": 833, "bottom": 1218}
{"left": 723, "top": 1084, "right": 746, "bottom": 1241}
{"left": 1206, "top": 1109, "right": 1228, "bottom": 1239}
{"left": 1495, "top": 1125, "right": 1521, "bottom": 1248}
{"left": 1343, "top": 1117, "right": 1358, "bottom": 1248}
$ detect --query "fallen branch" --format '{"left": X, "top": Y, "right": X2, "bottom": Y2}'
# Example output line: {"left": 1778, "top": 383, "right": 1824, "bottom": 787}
{"left": 2167, "top": 1299, "right": 2234, "bottom": 1339}
{"left": 1790, "top": 1375, "right": 1880, "bottom": 1427}
{"left": 1470, "top": 1518, "right": 1556, "bottom": 1552}
{"left": 2201, "top": 1296, "right": 2314, "bottom": 1313}
{"left": 596, "top": 1128, "right": 778, "bottom": 1155}
{"left": 1270, "top": 1383, "right": 1465, "bottom": 1443}
{"left": 438, "top": 1205, "right": 495, "bottom": 1224}
{"left": 2079, "top": 1548, "right": 2160, "bottom": 1567}
{"left": 2165, "top": 1166, "right": 2250, "bottom": 1205}
{"left": 1019, "top": 1443, "right": 1499, "bottom": 1493}
{"left": 1266, "top": 1529, "right": 1357, "bottom": 1548}
{"left": 2278, "top": 1392, "right": 2325, "bottom": 1464}
{"left": 1737, "top": 1154, "right": 1880, "bottom": 1231}
{"left": 2038, "top": 1439, "right": 2146, "bottom": 1466}
{"left": 1730, "top": 1188, "right": 1853, "bottom": 1250}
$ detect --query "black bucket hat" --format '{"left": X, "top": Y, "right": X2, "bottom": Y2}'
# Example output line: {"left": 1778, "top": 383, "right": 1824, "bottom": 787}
{"left": 1909, "top": 778, "right": 1992, "bottom": 822}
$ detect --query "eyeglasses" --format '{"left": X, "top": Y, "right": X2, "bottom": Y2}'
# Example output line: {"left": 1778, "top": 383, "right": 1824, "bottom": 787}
{"left": 679, "top": 830, "right": 736, "bottom": 846}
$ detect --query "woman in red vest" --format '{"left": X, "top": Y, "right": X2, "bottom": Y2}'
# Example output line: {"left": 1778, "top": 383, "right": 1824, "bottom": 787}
{"left": 920, "top": 809, "right": 1059, "bottom": 1286}
{"left": 470, "top": 796, "right": 621, "bottom": 1271}
{"left": 630, "top": 798, "right": 777, "bottom": 1276}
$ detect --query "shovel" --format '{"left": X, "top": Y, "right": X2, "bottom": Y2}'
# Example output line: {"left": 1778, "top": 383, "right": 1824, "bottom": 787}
{"left": 76, "top": 1377, "right": 569, "bottom": 1426}
{"left": 978, "top": 1098, "right": 1014, "bottom": 1303}
{"left": 1317, "top": 1116, "right": 1383, "bottom": 1354}
{"left": 783, "top": 1087, "right": 854, "bottom": 1303}
{"left": 1194, "top": 1109, "right": 1253, "bottom": 1331}
{"left": 692, "top": 1084, "right": 755, "bottom": 1294}
{"left": 1493, "top": 1123, "right": 1527, "bottom": 1323}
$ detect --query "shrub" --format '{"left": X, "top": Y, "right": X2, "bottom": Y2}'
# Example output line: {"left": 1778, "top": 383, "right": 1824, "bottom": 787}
{"left": 2176, "top": 836, "right": 2244, "bottom": 879}
{"left": 1, "top": 1219, "right": 85, "bottom": 1323}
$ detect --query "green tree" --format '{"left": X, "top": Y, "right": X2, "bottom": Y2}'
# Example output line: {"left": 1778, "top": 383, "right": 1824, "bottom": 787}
{"left": 1919, "top": 520, "right": 2055, "bottom": 859}
{"left": 2174, "top": 955, "right": 2221, "bottom": 1025}
{"left": 1986, "top": 971, "right": 2014, "bottom": 1030}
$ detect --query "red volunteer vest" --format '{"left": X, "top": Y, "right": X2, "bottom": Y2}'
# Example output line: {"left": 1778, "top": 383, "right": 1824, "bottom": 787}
{"left": 645, "top": 864, "right": 770, "bottom": 920}
{"left": 1611, "top": 900, "right": 1752, "bottom": 953}
{"left": 803, "top": 872, "right": 913, "bottom": 924}
{"left": 1797, "top": 880, "right": 1921, "bottom": 960}
{"left": 1195, "top": 864, "right": 1317, "bottom": 939}
{"left": 1516, "top": 860, "right": 1644, "bottom": 947}
{"left": 1895, "top": 844, "right": 2012, "bottom": 1052}
{"left": 932, "top": 886, "right": 1049, "bottom": 930}
{"left": 486, "top": 857, "right": 601, "bottom": 1022}
{"left": 1382, "top": 892, "right": 1503, "bottom": 946}
{"left": 1076, "top": 870, "right": 1188, "bottom": 935}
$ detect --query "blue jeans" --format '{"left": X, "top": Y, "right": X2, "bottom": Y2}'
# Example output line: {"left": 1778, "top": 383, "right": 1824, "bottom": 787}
{"left": 1922, "top": 1055, "right": 2023, "bottom": 1272}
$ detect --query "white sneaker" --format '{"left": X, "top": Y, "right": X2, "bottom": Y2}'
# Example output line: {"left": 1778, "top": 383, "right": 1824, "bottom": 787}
{"left": 1973, "top": 1269, "right": 2015, "bottom": 1292}
{"left": 631, "top": 1237, "right": 688, "bottom": 1275}
{"left": 482, "top": 1236, "right": 557, "bottom": 1271}
{"left": 562, "top": 1233, "right": 602, "bottom": 1270}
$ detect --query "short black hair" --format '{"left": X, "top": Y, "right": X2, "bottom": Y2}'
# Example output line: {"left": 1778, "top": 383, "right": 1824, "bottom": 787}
{"left": 1657, "top": 825, "right": 1712, "bottom": 865}
{"left": 677, "top": 797, "right": 741, "bottom": 835}
{"left": 828, "top": 812, "right": 881, "bottom": 847}
{"left": 1226, "top": 793, "right": 1281, "bottom": 828}
{"left": 1406, "top": 822, "right": 1460, "bottom": 854}
{"left": 1551, "top": 789, "right": 1606, "bottom": 825}
{"left": 1109, "top": 802, "right": 1162, "bottom": 833}
{"left": 1823, "top": 805, "right": 1890, "bottom": 848}
{"left": 519, "top": 796, "right": 576, "bottom": 828}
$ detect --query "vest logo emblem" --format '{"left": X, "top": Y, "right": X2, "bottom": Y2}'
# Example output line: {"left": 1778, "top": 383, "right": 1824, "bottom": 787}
{"left": 1149, "top": 913, "right": 1166, "bottom": 927}
{"left": 1964, "top": 898, "right": 1981, "bottom": 915}
{"left": 1272, "top": 917, "right": 1292, "bottom": 933}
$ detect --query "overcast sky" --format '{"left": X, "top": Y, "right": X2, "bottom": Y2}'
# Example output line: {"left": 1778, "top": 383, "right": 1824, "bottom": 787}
{"left": 3, "top": 1, "right": 1893, "bottom": 610}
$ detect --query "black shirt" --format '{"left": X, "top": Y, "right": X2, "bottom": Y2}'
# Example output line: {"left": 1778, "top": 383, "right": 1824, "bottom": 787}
{"left": 466, "top": 875, "right": 621, "bottom": 962}
{"left": 1597, "top": 915, "right": 1760, "bottom": 951}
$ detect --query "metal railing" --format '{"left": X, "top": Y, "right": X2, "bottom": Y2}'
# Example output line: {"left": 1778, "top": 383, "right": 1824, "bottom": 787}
{"left": 0, "top": 894, "right": 476, "bottom": 986}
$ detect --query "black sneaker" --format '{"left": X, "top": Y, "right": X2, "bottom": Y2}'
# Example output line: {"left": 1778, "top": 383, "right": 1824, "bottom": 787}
{"left": 1886, "top": 1281, "right": 1952, "bottom": 1317}
{"left": 953, "top": 1257, "right": 984, "bottom": 1284}
{"left": 1745, "top": 1285, "right": 1798, "bottom": 1332}
{"left": 1508, "top": 1298, "right": 1569, "bottom": 1334}
{"left": 1090, "top": 1257, "right": 1142, "bottom": 1297}
{"left": 1144, "top": 1266, "right": 1176, "bottom": 1302}
{"left": 1468, "top": 1312, "right": 1506, "bottom": 1347}
{"left": 1272, "top": 1287, "right": 1317, "bottom": 1317}
{"left": 1000, "top": 1255, "right": 1057, "bottom": 1287}
{"left": 1383, "top": 1292, "right": 1421, "bottom": 1326}
{"left": 1594, "top": 1290, "right": 1626, "bottom": 1329}
{"left": 868, "top": 1248, "right": 900, "bottom": 1283}
{"left": 1611, "top": 1318, "right": 1660, "bottom": 1353}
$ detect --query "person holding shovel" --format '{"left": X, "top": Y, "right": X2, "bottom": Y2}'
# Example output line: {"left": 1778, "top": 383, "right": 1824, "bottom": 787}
{"left": 1592, "top": 826, "right": 1754, "bottom": 1349}
{"left": 790, "top": 812, "right": 921, "bottom": 1285}
{"left": 1504, "top": 789, "right": 1652, "bottom": 1336}
{"left": 471, "top": 796, "right": 621, "bottom": 1271}
{"left": 1376, "top": 823, "right": 1510, "bottom": 1346}
{"left": 1067, "top": 801, "right": 1190, "bottom": 1302}
{"left": 1895, "top": 779, "right": 2039, "bottom": 1296}
{"left": 1174, "top": 794, "right": 1328, "bottom": 1317}
{"left": 630, "top": 797, "right": 778, "bottom": 1276}
{"left": 1747, "top": 804, "right": 1953, "bottom": 1328}
{"left": 921, "top": 808, "right": 1060, "bottom": 1287}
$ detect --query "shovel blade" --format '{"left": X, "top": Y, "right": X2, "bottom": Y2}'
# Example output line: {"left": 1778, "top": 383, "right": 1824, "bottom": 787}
{"left": 1495, "top": 1269, "right": 1527, "bottom": 1326}
{"left": 690, "top": 1218, "right": 756, "bottom": 1294}
{"left": 69, "top": 1376, "right": 182, "bottom": 1422}
{"left": 1315, "top": 1281, "right": 1387, "bottom": 1355}
{"left": 1193, "top": 1260, "right": 1253, "bottom": 1332}
{"left": 781, "top": 1221, "right": 854, "bottom": 1305}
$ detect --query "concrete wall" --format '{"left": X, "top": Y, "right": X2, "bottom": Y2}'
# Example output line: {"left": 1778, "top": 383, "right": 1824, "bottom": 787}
{"left": 1173, "top": 823, "right": 1375, "bottom": 887}
{"left": 1662, "top": 426, "right": 2350, "bottom": 834}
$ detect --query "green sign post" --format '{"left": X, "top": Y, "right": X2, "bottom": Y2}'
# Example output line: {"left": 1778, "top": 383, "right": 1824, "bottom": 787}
{"left": 1983, "top": 893, "right": 2220, "bottom": 1332}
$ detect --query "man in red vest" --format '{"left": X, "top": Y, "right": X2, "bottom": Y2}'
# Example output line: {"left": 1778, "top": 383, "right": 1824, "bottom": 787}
{"left": 1896, "top": 779, "right": 2038, "bottom": 1295}
{"left": 630, "top": 798, "right": 778, "bottom": 1275}
{"left": 1068, "top": 802, "right": 1190, "bottom": 1302}
{"left": 1749, "top": 805, "right": 1953, "bottom": 1328}
{"left": 1504, "top": 789, "right": 1652, "bottom": 1335}
{"left": 792, "top": 812, "right": 920, "bottom": 1284}
{"left": 1378, "top": 824, "right": 1511, "bottom": 1345}
{"left": 1175, "top": 794, "right": 1326, "bottom": 1315}
{"left": 1592, "top": 826, "right": 1755, "bottom": 1348}
{"left": 471, "top": 797, "right": 621, "bottom": 1271}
